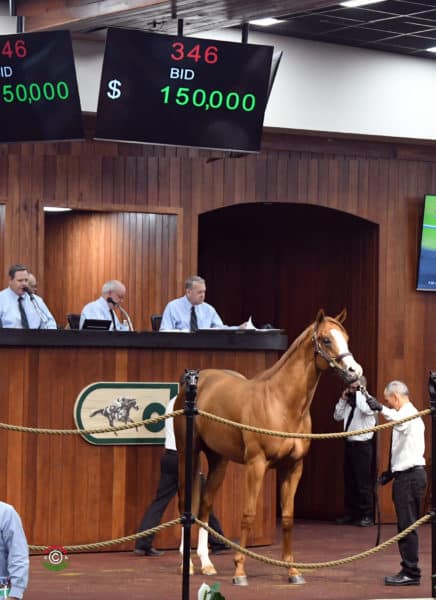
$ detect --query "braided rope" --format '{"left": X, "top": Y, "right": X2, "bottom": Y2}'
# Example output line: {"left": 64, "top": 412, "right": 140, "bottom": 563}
{"left": 0, "top": 407, "right": 430, "bottom": 439}
{"left": 197, "top": 408, "right": 431, "bottom": 439}
{"left": 28, "top": 512, "right": 431, "bottom": 569}
{"left": 0, "top": 410, "right": 184, "bottom": 435}
{"left": 195, "top": 514, "right": 431, "bottom": 569}
{"left": 29, "top": 518, "right": 182, "bottom": 553}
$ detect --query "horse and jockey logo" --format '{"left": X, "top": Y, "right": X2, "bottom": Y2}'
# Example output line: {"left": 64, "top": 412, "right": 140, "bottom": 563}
{"left": 90, "top": 396, "right": 139, "bottom": 433}
{"left": 74, "top": 382, "right": 179, "bottom": 445}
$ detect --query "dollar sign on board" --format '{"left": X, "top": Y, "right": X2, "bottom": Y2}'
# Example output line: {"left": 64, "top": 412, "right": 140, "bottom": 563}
{"left": 107, "top": 79, "right": 121, "bottom": 100}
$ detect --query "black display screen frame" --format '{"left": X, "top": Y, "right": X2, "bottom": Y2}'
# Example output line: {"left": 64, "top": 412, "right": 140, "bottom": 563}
{"left": 0, "top": 30, "right": 83, "bottom": 143}
{"left": 95, "top": 28, "right": 274, "bottom": 153}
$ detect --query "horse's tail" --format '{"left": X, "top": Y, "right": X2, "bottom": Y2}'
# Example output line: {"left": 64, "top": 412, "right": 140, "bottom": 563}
{"left": 90, "top": 409, "right": 103, "bottom": 418}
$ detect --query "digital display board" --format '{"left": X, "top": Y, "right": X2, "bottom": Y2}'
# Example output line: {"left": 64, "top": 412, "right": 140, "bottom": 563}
{"left": 95, "top": 28, "right": 273, "bottom": 152}
{"left": 417, "top": 194, "right": 436, "bottom": 291}
{"left": 0, "top": 30, "right": 83, "bottom": 143}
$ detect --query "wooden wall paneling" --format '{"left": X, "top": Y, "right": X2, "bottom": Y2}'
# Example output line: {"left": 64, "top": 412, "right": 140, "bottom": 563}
{"left": 3, "top": 126, "right": 436, "bottom": 530}
{"left": 44, "top": 209, "right": 179, "bottom": 330}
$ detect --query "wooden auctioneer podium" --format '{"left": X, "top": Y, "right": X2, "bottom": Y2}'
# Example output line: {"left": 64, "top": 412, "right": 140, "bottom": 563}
{"left": 0, "top": 328, "right": 287, "bottom": 550}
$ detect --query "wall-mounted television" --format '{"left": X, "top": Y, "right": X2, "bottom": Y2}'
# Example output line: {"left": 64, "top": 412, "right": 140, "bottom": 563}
{"left": 95, "top": 28, "right": 273, "bottom": 152}
{"left": 417, "top": 194, "right": 436, "bottom": 291}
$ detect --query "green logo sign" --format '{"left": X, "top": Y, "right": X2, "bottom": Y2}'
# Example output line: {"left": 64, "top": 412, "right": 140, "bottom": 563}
{"left": 74, "top": 382, "right": 179, "bottom": 445}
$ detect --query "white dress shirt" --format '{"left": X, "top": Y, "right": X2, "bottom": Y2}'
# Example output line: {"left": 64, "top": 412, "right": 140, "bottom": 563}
{"left": 381, "top": 401, "right": 425, "bottom": 472}
{"left": 164, "top": 396, "right": 177, "bottom": 451}
{"left": 333, "top": 390, "right": 376, "bottom": 442}
{"left": 0, "top": 287, "right": 57, "bottom": 329}
{"left": 160, "top": 294, "right": 225, "bottom": 331}
{"left": 80, "top": 296, "right": 127, "bottom": 330}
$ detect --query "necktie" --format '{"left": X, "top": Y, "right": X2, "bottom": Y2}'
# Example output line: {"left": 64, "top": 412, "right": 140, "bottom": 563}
{"left": 109, "top": 309, "right": 117, "bottom": 331}
{"left": 18, "top": 296, "right": 29, "bottom": 329}
{"left": 345, "top": 403, "right": 356, "bottom": 431}
{"left": 190, "top": 306, "right": 198, "bottom": 332}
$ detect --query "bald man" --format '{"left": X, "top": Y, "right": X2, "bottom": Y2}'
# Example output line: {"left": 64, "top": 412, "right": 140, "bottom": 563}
{"left": 80, "top": 280, "right": 128, "bottom": 330}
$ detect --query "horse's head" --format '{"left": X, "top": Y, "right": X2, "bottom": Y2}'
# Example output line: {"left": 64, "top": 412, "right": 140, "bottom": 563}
{"left": 312, "top": 309, "right": 363, "bottom": 382}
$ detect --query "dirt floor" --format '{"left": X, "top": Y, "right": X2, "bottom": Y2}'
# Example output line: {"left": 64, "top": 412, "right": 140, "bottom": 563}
{"left": 26, "top": 520, "right": 432, "bottom": 600}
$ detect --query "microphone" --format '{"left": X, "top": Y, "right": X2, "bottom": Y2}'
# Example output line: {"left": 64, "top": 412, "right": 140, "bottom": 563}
{"left": 23, "top": 286, "right": 35, "bottom": 300}
{"left": 24, "top": 287, "right": 49, "bottom": 328}
{"left": 117, "top": 304, "right": 134, "bottom": 332}
{"left": 106, "top": 297, "right": 134, "bottom": 331}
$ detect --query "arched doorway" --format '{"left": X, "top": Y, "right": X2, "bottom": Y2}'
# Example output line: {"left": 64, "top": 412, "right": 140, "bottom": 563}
{"left": 198, "top": 202, "right": 379, "bottom": 519}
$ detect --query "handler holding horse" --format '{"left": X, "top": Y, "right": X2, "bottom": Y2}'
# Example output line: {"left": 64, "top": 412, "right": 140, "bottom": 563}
{"left": 175, "top": 310, "right": 363, "bottom": 586}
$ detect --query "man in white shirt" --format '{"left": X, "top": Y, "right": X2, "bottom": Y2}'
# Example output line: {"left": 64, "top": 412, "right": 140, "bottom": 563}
{"left": 0, "top": 264, "right": 57, "bottom": 329}
{"left": 334, "top": 375, "right": 376, "bottom": 527}
{"left": 366, "top": 380, "right": 426, "bottom": 586}
{"left": 134, "top": 396, "right": 229, "bottom": 556}
{"left": 80, "top": 280, "right": 129, "bottom": 330}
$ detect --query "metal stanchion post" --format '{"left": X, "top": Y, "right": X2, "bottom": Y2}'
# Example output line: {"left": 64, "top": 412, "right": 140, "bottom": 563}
{"left": 429, "top": 371, "right": 436, "bottom": 598}
{"left": 181, "top": 369, "right": 199, "bottom": 600}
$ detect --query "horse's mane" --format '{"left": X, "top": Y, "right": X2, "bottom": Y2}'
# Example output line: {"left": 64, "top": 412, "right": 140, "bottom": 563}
{"left": 252, "top": 316, "right": 345, "bottom": 382}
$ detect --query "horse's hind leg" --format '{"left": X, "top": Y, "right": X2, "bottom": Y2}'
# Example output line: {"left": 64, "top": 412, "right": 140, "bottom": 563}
{"left": 233, "top": 458, "right": 267, "bottom": 586}
{"left": 279, "top": 460, "right": 305, "bottom": 584}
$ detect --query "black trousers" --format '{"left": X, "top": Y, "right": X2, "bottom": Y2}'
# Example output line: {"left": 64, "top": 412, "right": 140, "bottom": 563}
{"left": 135, "top": 449, "right": 225, "bottom": 551}
{"left": 343, "top": 439, "right": 374, "bottom": 519}
{"left": 392, "top": 467, "right": 427, "bottom": 578}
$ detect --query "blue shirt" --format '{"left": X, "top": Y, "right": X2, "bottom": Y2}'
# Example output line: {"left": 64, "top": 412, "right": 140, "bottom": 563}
{"left": 0, "top": 287, "right": 57, "bottom": 329}
{"left": 0, "top": 502, "right": 29, "bottom": 599}
{"left": 80, "top": 296, "right": 127, "bottom": 330}
{"left": 160, "top": 295, "right": 224, "bottom": 331}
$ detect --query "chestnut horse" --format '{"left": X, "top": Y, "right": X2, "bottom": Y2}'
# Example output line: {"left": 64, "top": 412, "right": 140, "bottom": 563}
{"left": 175, "top": 310, "right": 363, "bottom": 585}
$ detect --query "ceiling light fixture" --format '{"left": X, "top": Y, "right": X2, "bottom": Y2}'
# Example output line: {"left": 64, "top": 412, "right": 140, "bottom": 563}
{"left": 426, "top": 47, "right": 436, "bottom": 53}
{"left": 340, "top": 0, "right": 385, "bottom": 7}
{"left": 43, "top": 206, "right": 73, "bottom": 213}
{"left": 248, "top": 18, "right": 283, "bottom": 26}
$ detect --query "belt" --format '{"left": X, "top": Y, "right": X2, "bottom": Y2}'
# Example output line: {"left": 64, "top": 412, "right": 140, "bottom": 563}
{"left": 165, "top": 449, "right": 177, "bottom": 455}
{"left": 346, "top": 439, "right": 372, "bottom": 446}
{"left": 393, "top": 466, "right": 425, "bottom": 478}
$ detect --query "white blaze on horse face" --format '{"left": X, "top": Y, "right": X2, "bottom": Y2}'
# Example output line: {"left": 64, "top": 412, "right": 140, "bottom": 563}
{"left": 330, "top": 328, "right": 363, "bottom": 376}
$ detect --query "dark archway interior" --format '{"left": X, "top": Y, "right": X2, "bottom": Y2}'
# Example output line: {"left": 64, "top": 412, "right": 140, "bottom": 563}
{"left": 198, "top": 202, "right": 379, "bottom": 519}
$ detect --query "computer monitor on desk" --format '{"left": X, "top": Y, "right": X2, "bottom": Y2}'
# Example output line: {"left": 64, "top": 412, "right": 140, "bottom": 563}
{"left": 82, "top": 319, "right": 112, "bottom": 331}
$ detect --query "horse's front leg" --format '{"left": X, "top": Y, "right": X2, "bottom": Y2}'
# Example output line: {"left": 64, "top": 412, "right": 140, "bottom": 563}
{"left": 233, "top": 459, "right": 267, "bottom": 586}
{"left": 197, "top": 457, "right": 228, "bottom": 576}
{"left": 279, "top": 459, "right": 305, "bottom": 584}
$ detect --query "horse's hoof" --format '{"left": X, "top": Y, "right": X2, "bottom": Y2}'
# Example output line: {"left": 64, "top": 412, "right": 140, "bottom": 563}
{"left": 232, "top": 576, "right": 248, "bottom": 586}
{"left": 178, "top": 564, "right": 194, "bottom": 575}
{"left": 288, "top": 574, "right": 306, "bottom": 585}
{"left": 201, "top": 565, "right": 217, "bottom": 576}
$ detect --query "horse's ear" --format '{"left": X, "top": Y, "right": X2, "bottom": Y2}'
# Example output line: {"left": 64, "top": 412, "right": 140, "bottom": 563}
{"left": 315, "top": 309, "right": 325, "bottom": 324}
{"left": 335, "top": 308, "right": 347, "bottom": 323}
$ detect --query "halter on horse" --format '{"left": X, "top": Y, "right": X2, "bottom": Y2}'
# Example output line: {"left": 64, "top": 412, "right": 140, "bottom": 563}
{"left": 174, "top": 309, "right": 363, "bottom": 585}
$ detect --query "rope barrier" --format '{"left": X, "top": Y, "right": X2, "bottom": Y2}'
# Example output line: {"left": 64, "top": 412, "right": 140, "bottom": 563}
{"left": 27, "top": 512, "right": 431, "bottom": 572}
{"left": 194, "top": 513, "right": 431, "bottom": 570}
{"left": 0, "top": 407, "right": 429, "bottom": 439}
{"left": 196, "top": 408, "right": 431, "bottom": 439}
{"left": 0, "top": 410, "right": 184, "bottom": 435}
{"left": 29, "top": 518, "right": 182, "bottom": 553}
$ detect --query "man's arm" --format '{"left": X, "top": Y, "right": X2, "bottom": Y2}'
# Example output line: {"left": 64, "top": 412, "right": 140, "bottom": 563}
{"left": 333, "top": 395, "right": 347, "bottom": 422}
{"left": 159, "top": 303, "right": 176, "bottom": 331}
{"left": 3, "top": 508, "right": 29, "bottom": 599}
{"left": 36, "top": 297, "right": 57, "bottom": 329}
{"left": 209, "top": 308, "right": 224, "bottom": 329}
{"left": 79, "top": 301, "right": 102, "bottom": 329}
